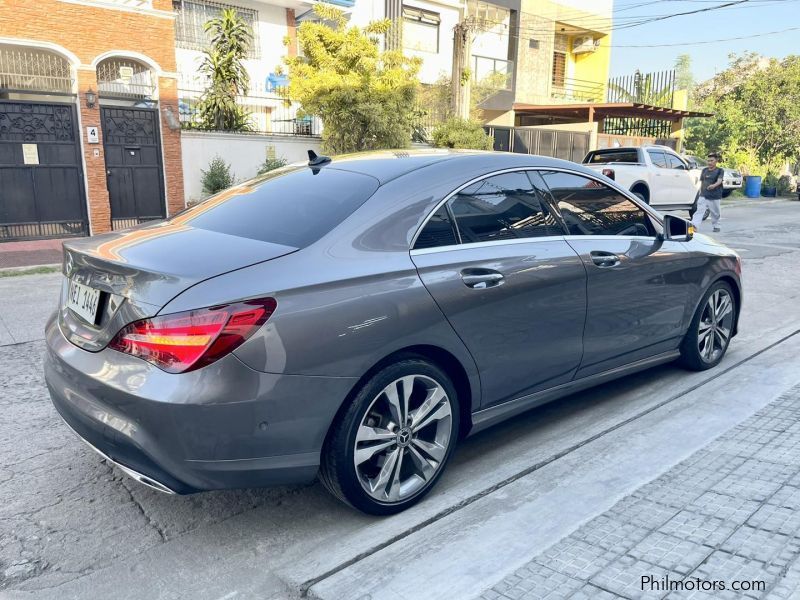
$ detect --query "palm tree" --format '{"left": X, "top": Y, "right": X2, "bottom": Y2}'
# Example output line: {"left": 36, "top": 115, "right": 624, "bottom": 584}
{"left": 197, "top": 8, "right": 253, "bottom": 131}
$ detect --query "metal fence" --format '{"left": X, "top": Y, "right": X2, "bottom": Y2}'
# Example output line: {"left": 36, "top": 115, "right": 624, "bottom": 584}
{"left": 178, "top": 81, "right": 321, "bottom": 137}
{"left": 607, "top": 69, "right": 676, "bottom": 107}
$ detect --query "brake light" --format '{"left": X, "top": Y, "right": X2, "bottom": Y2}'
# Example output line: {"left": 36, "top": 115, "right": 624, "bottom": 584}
{"left": 602, "top": 168, "right": 616, "bottom": 180}
{"left": 108, "top": 298, "right": 276, "bottom": 373}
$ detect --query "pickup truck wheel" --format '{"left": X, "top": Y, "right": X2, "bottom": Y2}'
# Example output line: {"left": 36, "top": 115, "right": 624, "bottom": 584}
{"left": 633, "top": 192, "right": 649, "bottom": 205}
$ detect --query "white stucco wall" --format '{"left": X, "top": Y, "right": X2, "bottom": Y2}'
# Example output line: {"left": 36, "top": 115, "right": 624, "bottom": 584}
{"left": 402, "top": 0, "right": 462, "bottom": 84}
{"left": 181, "top": 130, "right": 322, "bottom": 202}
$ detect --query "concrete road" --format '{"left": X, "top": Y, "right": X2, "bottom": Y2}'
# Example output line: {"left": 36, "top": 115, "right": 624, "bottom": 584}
{"left": 1, "top": 198, "right": 799, "bottom": 599}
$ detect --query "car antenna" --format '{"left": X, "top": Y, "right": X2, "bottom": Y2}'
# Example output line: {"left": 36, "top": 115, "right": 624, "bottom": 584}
{"left": 308, "top": 150, "right": 331, "bottom": 167}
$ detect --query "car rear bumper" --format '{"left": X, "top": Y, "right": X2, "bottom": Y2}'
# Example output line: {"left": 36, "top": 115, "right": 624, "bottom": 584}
{"left": 44, "top": 312, "right": 358, "bottom": 493}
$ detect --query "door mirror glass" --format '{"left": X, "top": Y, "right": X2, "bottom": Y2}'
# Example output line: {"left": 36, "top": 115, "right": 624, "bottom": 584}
{"left": 663, "top": 214, "right": 694, "bottom": 241}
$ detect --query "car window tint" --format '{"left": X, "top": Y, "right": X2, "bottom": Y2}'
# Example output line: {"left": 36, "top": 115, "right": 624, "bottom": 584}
{"left": 585, "top": 149, "right": 639, "bottom": 164}
{"left": 448, "top": 171, "right": 562, "bottom": 243}
{"left": 175, "top": 167, "right": 379, "bottom": 248}
{"left": 414, "top": 205, "right": 459, "bottom": 249}
{"left": 538, "top": 171, "right": 655, "bottom": 237}
{"left": 647, "top": 150, "right": 668, "bottom": 168}
{"left": 666, "top": 153, "right": 685, "bottom": 169}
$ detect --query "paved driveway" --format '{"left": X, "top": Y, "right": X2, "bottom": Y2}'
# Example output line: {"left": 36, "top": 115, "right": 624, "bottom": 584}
{"left": 1, "top": 199, "right": 800, "bottom": 599}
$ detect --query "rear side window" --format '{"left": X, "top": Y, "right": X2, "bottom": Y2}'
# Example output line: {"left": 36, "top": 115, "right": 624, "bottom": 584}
{"left": 176, "top": 167, "right": 379, "bottom": 248}
{"left": 647, "top": 150, "right": 669, "bottom": 168}
{"left": 538, "top": 171, "right": 655, "bottom": 237}
{"left": 414, "top": 205, "right": 458, "bottom": 249}
{"left": 448, "top": 171, "right": 562, "bottom": 244}
{"left": 585, "top": 149, "right": 640, "bottom": 164}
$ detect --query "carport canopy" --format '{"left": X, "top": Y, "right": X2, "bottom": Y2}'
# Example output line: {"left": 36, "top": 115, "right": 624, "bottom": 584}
{"left": 513, "top": 102, "right": 712, "bottom": 124}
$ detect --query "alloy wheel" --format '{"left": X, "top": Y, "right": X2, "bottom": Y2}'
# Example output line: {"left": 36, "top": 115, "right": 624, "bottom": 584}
{"left": 353, "top": 374, "right": 453, "bottom": 503}
{"left": 698, "top": 289, "right": 734, "bottom": 363}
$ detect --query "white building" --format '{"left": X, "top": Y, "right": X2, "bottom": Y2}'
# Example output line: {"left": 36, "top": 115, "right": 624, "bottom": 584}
{"left": 173, "top": 0, "right": 514, "bottom": 93}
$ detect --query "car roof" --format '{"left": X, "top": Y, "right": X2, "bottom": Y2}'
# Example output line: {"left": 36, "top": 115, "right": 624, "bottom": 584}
{"left": 312, "top": 149, "right": 591, "bottom": 184}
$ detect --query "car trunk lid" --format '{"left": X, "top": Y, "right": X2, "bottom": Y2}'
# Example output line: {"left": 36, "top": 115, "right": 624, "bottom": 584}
{"left": 59, "top": 223, "right": 297, "bottom": 351}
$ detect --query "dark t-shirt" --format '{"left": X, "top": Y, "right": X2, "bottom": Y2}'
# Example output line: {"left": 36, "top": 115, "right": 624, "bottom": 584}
{"left": 700, "top": 167, "right": 724, "bottom": 200}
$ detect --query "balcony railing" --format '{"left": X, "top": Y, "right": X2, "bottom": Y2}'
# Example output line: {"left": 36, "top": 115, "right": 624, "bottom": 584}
{"left": 472, "top": 55, "right": 513, "bottom": 91}
{"left": 178, "top": 79, "right": 321, "bottom": 137}
{"left": 551, "top": 77, "right": 604, "bottom": 103}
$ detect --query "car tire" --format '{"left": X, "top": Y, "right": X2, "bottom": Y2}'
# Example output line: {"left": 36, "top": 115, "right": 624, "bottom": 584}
{"left": 722, "top": 189, "right": 732, "bottom": 198}
{"left": 633, "top": 192, "right": 649, "bottom": 205}
{"left": 319, "top": 357, "right": 460, "bottom": 515}
{"left": 679, "top": 281, "right": 737, "bottom": 371}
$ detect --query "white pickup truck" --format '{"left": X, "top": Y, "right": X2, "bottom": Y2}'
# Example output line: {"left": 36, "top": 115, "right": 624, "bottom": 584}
{"left": 583, "top": 145, "right": 699, "bottom": 211}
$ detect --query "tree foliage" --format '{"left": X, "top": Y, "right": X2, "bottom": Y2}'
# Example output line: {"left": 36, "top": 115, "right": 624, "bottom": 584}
{"left": 284, "top": 5, "right": 422, "bottom": 153}
{"left": 686, "top": 54, "right": 800, "bottom": 175}
{"left": 197, "top": 8, "right": 253, "bottom": 131}
{"left": 432, "top": 117, "right": 493, "bottom": 150}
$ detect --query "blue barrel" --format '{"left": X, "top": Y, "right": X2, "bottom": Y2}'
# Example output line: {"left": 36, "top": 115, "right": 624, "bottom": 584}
{"left": 745, "top": 176, "right": 762, "bottom": 198}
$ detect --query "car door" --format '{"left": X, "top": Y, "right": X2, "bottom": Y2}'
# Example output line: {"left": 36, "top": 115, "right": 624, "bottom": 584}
{"left": 410, "top": 170, "right": 587, "bottom": 408}
{"left": 666, "top": 152, "right": 698, "bottom": 205}
{"left": 645, "top": 149, "right": 673, "bottom": 205}
{"left": 535, "top": 169, "right": 692, "bottom": 379}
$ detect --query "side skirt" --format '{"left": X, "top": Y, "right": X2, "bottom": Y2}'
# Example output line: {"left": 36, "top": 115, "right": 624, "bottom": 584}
{"left": 468, "top": 350, "right": 681, "bottom": 435}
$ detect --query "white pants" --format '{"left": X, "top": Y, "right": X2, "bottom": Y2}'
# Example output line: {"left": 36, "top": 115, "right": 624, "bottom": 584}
{"left": 692, "top": 196, "right": 721, "bottom": 228}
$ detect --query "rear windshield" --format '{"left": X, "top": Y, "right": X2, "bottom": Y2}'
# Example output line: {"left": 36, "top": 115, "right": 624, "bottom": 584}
{"left": 176, "top": 167, "right": 379, "bottom": 248}
{"left": 584, "top": 149, "right": 640, "bottom": 164}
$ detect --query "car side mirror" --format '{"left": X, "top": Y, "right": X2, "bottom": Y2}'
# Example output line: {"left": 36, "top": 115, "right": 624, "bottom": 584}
{"left": 675, "top": 164, "right": 686, "bottom": 170}
{"left": 663, "top": 214, "right": 694, "bottom": 242}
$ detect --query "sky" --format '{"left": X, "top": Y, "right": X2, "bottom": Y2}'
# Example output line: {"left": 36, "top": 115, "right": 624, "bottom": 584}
{"left": 608, "top": 0, "right": 799, "bottom": 82}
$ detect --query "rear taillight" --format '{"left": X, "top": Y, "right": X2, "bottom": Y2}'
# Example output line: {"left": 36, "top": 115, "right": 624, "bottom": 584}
{"left": 108, "top": 298, "right": 276, "bottom": 373}
{"left": 602, "top": 168, "right": 616, "bottom": 180}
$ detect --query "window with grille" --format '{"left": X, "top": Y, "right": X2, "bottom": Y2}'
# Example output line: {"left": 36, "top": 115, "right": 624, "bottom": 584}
{"left": 0, "top": 46, "right": 73, "bottom": 95}
{"left": 552, "top": 52, "right": 566, "bottom": 88}
{"left": 402, "top": 6, "right": 440, "bottom": 53}
{"left": 173, "top": 0, "right": 260, "bottom": 59}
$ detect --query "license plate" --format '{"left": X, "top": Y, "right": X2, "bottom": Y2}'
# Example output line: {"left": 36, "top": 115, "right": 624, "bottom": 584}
{"left": 67, "top": 279, "right": 101, "bottom": 325}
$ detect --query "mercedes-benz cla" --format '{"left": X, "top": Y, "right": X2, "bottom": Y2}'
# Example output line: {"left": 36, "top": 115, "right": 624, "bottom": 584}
{"left": 45, "top": 150, "right": 742, "bottom": 514}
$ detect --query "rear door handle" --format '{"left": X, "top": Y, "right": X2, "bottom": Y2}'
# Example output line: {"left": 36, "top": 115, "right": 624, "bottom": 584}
{"left": 590, "top": 251, "right": 620, "bottom": 268}
{"left": 460, "top": 269, "right": 504, "bottom": 289}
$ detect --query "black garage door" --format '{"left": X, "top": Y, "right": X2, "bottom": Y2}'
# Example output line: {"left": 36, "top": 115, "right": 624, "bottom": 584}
{"left": 0, "top": 101, "right": 88, "bottom": 241}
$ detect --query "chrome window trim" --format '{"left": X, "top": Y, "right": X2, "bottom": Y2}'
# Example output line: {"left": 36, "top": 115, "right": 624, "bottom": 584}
{"left": 409, "top": 165, "right": 664, "bottom": 252}
{"left": 411, "top": 235, "right": 566, "bottom": 256}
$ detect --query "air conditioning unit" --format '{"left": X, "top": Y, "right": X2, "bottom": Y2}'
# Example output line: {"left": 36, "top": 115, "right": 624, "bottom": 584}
{"left": 572, "top": 36, "right": 598, "bottom": 54}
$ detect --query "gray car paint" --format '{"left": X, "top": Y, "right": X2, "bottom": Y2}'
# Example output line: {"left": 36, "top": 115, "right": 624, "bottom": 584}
{"left": 44, "top": 150, "right": 742, "bottom": 494}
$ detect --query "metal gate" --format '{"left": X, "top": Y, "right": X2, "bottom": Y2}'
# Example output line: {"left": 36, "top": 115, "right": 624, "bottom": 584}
{"left": 101, "top": 107, "right": 166, "bottom": 231}
{"left": 485, "top": 126, "right": 591, "bottom": 163}
{"left": 0, "top": 100, "right": 88, "bottom": 241}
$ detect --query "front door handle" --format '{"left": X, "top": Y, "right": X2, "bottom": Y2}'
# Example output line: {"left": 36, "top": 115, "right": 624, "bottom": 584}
{"left": 460, "top": 269, "right": 504, "bottom": 289}
{"left": 590, "top": 251, "right": 620, "bottom": 268}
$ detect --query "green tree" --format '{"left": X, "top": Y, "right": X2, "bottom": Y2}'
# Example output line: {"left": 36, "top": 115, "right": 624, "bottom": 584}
{"left": 197, "top": 8, "right": 253, "bottom": 131}
{"left": 686, "top": 54, "right": 800, "bottom": 175}
{"left": 675, "top": 54, "right": 694, "bottom": 105}
{"left": 285, "top": 5, "right": 421, "bottom": 153}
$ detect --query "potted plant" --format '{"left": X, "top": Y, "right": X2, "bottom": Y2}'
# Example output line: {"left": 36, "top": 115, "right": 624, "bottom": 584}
{"left": 762, "top": 173, "right": 779, "bottom": 197}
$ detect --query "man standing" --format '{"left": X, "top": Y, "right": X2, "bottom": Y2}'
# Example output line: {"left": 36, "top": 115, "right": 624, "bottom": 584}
{"left": 692, "top": 152, "right": 724, "bottom": 232}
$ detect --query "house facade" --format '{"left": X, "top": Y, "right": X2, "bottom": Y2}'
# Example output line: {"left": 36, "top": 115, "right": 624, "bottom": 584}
{"left": 0, "top": 0, "right": 185, "bottom": 241}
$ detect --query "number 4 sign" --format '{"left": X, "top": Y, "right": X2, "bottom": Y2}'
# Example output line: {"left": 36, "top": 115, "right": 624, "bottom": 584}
{"left": 86, "top": 127, "right": 99, "bottom": 144}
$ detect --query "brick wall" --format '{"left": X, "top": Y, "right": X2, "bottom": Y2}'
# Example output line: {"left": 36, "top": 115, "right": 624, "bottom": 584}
{"left": 0, "top": 0, "right": 184, "bottom": 235}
